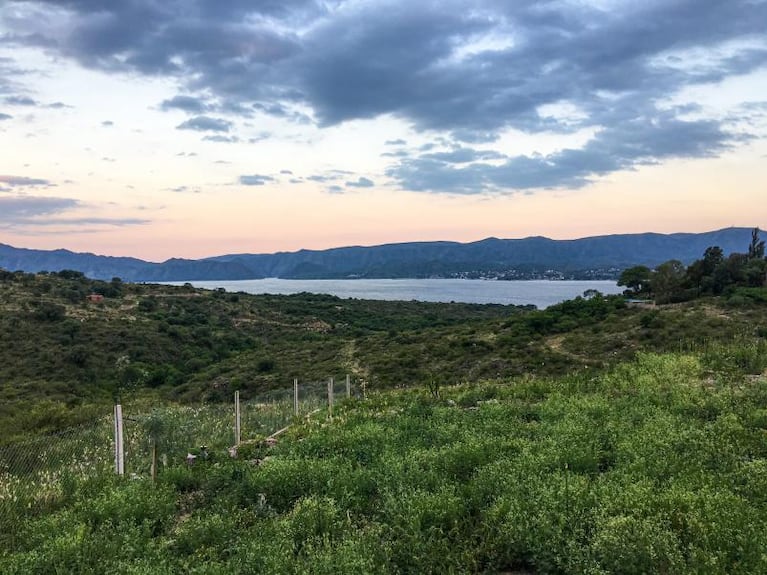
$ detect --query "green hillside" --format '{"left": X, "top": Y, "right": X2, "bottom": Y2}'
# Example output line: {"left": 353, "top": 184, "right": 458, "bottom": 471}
{"left": 2, "top": 350, "right": 767, "bottom": 573}
{"left": 2, "top": 269, "right": 766, "bottom": 442}
{"left": 2, "top": 266, "right": 767, "bottom": 573}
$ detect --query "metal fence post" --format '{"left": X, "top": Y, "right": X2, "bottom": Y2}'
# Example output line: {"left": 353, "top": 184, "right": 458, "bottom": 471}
{"left": 328, "top": 377, "right": 334, "bottom": 419}
{"left": 294, "top": 378, "right": 299, "bottom": 416}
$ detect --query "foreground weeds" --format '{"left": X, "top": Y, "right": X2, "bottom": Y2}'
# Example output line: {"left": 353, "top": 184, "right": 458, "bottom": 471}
{"left": 3, "top": 349, "right": 767, "bottom": 574}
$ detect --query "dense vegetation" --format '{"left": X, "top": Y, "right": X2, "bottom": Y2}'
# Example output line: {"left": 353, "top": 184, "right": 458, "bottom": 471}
{"left": 2, "top": 267, "right": 767, "bottom": 443}
{"left": 2, "top": 347, "right": 767, "bottom": 573}
{"left": 2, "top": 262, "right": 767, "bottom": 572}
{"left": 619, "top": 227, "right": 767, "bottom": 303}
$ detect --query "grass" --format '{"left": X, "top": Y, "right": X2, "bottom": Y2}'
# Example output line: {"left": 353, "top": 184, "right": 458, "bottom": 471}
{"left": 3, "top": 272, "right": 767, "bottom": 571}
{"left": 0, "top": 382, "right": 335, "bottom": 545}
{"left": 2, "top": 347, "right": 766, "bottom": 573}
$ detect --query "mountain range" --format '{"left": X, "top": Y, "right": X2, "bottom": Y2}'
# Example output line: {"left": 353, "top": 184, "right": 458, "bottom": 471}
{"left": 0, "top": 227, "right": 760, "bottom": 282}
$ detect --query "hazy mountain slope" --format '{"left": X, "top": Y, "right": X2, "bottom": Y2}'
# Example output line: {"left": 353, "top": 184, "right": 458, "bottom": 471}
{"left": 0, "top": 227, "right": 758, "bottom": 281}
{"left": 204, "top": 227, "right": 757, "bottom": 278}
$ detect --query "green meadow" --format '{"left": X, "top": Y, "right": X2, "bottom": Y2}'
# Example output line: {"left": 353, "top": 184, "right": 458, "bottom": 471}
{"left": 1, "top": 255, "right": 766, "bottom": 573}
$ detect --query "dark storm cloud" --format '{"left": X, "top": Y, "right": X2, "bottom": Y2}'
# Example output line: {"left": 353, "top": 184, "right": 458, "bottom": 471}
{"left": 5, "top": 1, "right": 306, "bottom": 79}
{"left": 388, "top": 112, "right": 736, "bottom": 193}
{"left": 3, "top": 0, "right": 766, "bottom": 192}
{"left": 176, "top": 115, "right": 232, "bottom": 132}
{"left": 239, "top": 174, "right": 274, "bottom": 186}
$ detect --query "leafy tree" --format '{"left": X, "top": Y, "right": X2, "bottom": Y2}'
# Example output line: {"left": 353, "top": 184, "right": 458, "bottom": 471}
{"left": 56, "top": 269, "right": 85, "bottom": 280}
{"left": 718, "top": 253, "right": 748, "bottom": 288}
{"left": 744, "top": 228, "right": 766, "bottom": 287}
{"left": 651, "top": 260, "right": 686, "bottom": 304}
{"left": 33, "top": 301, "right": 66, "bottom": 321}
{"left": 618, "top": 265, "right": 652, "bottom": 296}
{"left": 744, "top": 257, "right": 767, "bottom": 288}
{"left": 687, "top": 246, "right": 725, "bottom": 294}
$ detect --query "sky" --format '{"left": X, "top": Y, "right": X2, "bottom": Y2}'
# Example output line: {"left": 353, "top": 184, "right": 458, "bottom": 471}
{"left": 0, "top": 0, "right": 766, "bottom": 262}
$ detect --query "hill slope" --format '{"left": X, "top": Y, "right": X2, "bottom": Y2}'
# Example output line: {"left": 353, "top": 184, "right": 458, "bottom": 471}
{"left": 2, "top": 270, "right": 766, "bottom": 442}
{"left": 0, "top": 227, "right": 759, "bottom": 281}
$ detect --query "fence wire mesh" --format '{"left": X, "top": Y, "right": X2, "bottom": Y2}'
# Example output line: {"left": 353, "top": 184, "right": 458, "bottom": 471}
{"left": 0, "top": 376, "right": 361, "bottom": 539}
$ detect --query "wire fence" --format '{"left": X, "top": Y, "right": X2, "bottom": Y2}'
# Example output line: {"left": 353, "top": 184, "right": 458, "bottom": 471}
{"left": 0, "top": 376, "right": 362, "bottom": 530}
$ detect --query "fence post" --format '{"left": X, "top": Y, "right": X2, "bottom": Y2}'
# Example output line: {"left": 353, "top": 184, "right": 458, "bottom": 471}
{"left": 234, "top": 391, "right": 241, "bottom": 446}
{"left": 294, "top": 378, "right": 299, "bottom": 416}
{"left": 114, "top": 404, "right": 124, "bottom": 476}
{"left": 150, "top": 441, "right": 157, "bottom": 483}
{"left": 346, "top": 374, "right": 351, "bottom": 398}
{"left": 328, "top": 377, "right": 334, "bottom": 419}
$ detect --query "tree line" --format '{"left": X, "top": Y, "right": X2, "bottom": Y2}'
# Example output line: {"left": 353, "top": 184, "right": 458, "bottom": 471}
{"left": 619, "top": 228, "right": 766, "bottom": 303}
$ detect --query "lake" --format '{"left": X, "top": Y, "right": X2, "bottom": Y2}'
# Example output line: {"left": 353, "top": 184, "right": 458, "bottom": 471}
{"left": 171, "top": 278, "right": 623, "bottom": 308}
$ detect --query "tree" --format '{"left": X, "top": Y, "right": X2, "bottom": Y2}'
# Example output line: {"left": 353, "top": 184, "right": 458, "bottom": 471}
{"left": 113, "top": 355, "right": 148, "bottom": 402}
{"left": 34, "top": 301, "right": 66, "bottom": 321}
{"left": 582, "top": 289, "right": 602, "bottom": 300}
{"left": 748, "top": 227, "right": 765, "bottom": 260}
{"left": 143, "top": 409, "right": 167, "bottom": 482}
{"left": 687, "top": 246, "right": 724, "bottom": 294}
{"left": 56, "top": 269, "right": 85, "bottom": 280}
{"left": 651, "top": 260, "right": 686, "bottom": 304}
{"left": 702, "top": 246, "right": 725, "bottom": 273}
{"left": 618, "top": 266, "right": 652, "bottom": 296}
{"left": 744, "top": 257, "right": 767, "bottom": 287}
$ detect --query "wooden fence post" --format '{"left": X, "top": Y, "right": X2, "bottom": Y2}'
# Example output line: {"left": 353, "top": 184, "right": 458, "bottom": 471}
{"left": 328, "top": 377, "right": 334, "bottom": 419}
{"left": 346, "top": 374, "right": 351, "bottom": 398}
{"left": 113, "top": 404, "right": 124, "bottom": 476}
{"left": 294, "top": 378, "right": 299, "bottom": 416}
{"left": 234, "top": 391, "right": 241, "bottom": 446}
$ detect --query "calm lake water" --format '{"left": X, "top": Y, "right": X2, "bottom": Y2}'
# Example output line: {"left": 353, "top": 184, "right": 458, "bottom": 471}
{"left": 173, "top": 279, "right": 622, "bottom": 308}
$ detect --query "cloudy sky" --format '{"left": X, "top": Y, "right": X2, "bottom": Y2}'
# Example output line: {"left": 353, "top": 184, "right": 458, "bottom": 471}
{"left": 1, "top": 0, "right": 766, "bottom": 261}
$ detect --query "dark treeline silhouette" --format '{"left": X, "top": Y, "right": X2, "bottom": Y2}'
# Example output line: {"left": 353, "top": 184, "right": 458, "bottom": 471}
{"left": 619, "top": 227, "right": 767, "bottom": 303}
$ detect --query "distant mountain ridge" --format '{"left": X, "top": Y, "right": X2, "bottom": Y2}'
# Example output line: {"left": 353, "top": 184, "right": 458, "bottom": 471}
{"left": 0, "top": 227, "right": 760, "bottom": 282}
